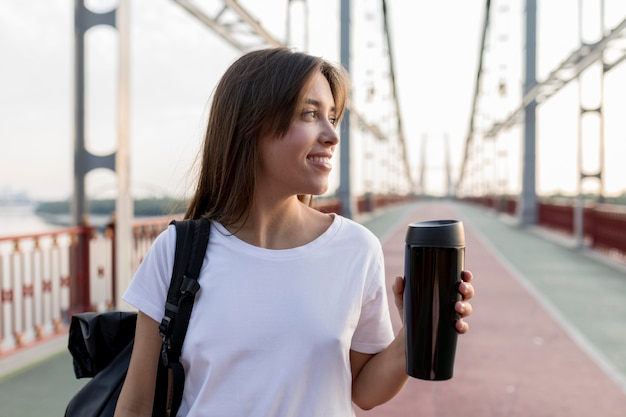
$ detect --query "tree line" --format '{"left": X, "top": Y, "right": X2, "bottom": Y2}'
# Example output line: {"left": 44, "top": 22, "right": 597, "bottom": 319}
{"left": 35, "top": 197, "right": 188, "bottom": 217}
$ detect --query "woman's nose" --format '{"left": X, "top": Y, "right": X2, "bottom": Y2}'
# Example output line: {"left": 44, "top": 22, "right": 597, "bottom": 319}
{"left": 320, "top": 123, "right": 339, "bottom": 146}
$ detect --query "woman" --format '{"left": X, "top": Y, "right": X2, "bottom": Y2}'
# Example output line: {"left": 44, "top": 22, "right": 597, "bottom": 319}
{"left": 115, "top": 47, "right": 474, "bottom": 417}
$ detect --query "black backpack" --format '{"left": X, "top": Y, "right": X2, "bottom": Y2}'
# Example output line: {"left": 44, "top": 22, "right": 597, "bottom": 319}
{"left": 65, "top": 218, "right": 210, "bottom": 417}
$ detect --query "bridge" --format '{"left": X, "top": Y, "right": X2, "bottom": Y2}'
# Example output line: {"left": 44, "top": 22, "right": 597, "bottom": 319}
{"left": 1, "top": 200, "right": 626, "bottom": 415}
{"left": 1, "top": 0, "right": 626, "bottom": 415}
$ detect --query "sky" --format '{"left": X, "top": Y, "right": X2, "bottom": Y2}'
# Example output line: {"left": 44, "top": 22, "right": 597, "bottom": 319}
{"left": 1, "top": 0, "right": 625, "bottom": 203}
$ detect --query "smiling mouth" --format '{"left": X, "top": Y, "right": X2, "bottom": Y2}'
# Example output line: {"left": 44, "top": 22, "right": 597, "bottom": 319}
{"left": 308, "top": 156, "right": 331, "bottom": 164}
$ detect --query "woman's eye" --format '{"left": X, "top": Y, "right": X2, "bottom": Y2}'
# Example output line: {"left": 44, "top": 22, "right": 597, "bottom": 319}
{"left": 302, "top": 110, "right": 336, "bottom": 126}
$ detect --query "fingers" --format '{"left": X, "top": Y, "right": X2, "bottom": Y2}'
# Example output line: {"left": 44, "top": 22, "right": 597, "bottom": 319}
{"left": 459, "top": 281, "right": 475, "bottom": 301}
{"left": 459, "top": 270, "right": 475, "bottom": 301}
{"left": 461, "top": 270, "right": 473, "bottom": 283}
{"left": 455, "top": 300, "right": 473, "bottom": 318}
{"left": 456, "top": 271, "right": 474, "bottom": 334}
{"left": 455, "top": 319, "right": 470, "bottom": 334}
{"left": 392, "top": 276, "right": 405, "bottom": 296}
{"left": 392, "top": 276, "right": 405, "bottom": 323}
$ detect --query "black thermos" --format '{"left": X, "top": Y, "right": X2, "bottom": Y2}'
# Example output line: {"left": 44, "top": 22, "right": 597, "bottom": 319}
{"left": 404, "top": 219, "right": 465, "bottom": 380}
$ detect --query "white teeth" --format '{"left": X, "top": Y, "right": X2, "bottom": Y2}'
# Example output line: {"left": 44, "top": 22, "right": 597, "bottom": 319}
{"left": 309, "top": 156, "right": 330, "bottom": 164}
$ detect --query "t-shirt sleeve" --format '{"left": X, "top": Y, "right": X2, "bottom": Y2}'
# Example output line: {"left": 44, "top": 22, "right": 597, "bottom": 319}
{"left": 350, "top": 242, "right": 395, "bottom": 354}
{"left": 122, "top": 225, "right": 177, "bottom": 322}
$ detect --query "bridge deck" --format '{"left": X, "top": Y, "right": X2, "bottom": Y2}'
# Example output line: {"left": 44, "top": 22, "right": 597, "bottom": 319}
{"left": 1, "top": 200, "right": 625, "bottom": 416}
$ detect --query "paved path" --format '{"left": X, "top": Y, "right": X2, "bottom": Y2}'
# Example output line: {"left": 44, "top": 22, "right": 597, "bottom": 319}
{"left": 1, "top": 200, "right": 625, "bottom": 416}
{"left": 356, "top": 200, "right": 626, "bottom": 417}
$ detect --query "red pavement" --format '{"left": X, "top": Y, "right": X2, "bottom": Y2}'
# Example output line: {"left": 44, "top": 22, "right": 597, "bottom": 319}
{"left": 356, "top": 202, "right": 626, "bottom": 417}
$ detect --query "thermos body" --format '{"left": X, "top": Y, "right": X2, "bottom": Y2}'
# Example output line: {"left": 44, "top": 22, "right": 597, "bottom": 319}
{"left": 404, "top": 220, "right": 465, "bottom": 381}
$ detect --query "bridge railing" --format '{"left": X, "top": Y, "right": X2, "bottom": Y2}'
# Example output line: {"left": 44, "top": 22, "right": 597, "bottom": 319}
{"left": 0, "top": 227, "right": 85, "bottom": 354}
{"left": 464, "top": 197, "right": 626, "bottom": 263}
{"left": 538, "top": 200, "right": 626, "bottom": 262}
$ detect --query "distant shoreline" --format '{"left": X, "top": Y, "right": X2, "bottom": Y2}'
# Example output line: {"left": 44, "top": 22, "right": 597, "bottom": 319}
{"left": 0, "top": 205, "right": 177, "bottom": 238}
{"left": 34, "top": 197, "right": 187, "bottom": 218}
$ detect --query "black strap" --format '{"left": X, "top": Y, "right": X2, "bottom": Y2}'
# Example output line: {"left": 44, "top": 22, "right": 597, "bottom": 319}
{"left": 156, "top": 218, "right": 210, "bottom": 417}
{"left": 159, "top": 220, "right": 195, "bottom": 348}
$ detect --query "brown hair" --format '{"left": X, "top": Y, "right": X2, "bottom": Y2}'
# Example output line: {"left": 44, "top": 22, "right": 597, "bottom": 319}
{"left": 185, "top": 47, "right": 349, "bottom": 222}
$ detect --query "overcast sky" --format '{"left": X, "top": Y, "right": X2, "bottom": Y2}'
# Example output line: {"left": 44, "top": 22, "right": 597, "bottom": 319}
{"left": 1, "top": 0, "right": 625, "bottom": 202}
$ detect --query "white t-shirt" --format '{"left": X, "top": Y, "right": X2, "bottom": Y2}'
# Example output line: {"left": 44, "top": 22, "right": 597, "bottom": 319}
{"left": 123, "top": 214, "right": 394, "bottom": 417}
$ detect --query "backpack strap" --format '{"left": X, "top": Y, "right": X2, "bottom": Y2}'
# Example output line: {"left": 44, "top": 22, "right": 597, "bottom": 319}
{"left": 156, "top": 218, "right": 210, "bottom": 417}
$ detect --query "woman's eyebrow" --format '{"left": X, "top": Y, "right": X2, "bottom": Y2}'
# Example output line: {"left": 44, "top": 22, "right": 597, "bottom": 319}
{"left": 304, "top": 98, "right": 336, "bottom": 112}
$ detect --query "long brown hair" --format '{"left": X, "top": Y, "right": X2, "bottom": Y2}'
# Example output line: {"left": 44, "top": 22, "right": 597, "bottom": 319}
{"left": 185, "top": 47, "right": 349, "bottom": 222}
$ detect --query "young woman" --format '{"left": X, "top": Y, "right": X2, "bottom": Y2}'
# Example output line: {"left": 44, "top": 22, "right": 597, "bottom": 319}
{"left": 115, "top": 47, "right": 474, "bottom": 417}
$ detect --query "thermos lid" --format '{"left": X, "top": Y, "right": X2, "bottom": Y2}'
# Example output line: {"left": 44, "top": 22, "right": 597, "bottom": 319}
{"left": 405, "top": 219, "right": 465, "bottom": 248}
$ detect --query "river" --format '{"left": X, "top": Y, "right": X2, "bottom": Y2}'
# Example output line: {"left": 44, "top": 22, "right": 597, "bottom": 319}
{"left": 0, "top": 205, "right": 112, "bottom": 238}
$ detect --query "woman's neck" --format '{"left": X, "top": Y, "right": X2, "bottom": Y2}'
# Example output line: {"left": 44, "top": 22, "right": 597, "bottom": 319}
{"left": 225, "top": 196, "right": 331, "bottom": 249}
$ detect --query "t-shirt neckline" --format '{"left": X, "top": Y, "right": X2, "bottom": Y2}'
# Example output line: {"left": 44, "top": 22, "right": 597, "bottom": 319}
{"left": 211, "top": 213, "right": 342, "bottom": 259}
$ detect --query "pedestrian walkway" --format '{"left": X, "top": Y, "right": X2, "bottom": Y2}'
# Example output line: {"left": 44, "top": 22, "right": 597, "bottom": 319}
{"left": 356, "top": 200, "right": 626, "bottom": 417}
{"left": 1, "top": 200, "right": 625, "bottom": 416}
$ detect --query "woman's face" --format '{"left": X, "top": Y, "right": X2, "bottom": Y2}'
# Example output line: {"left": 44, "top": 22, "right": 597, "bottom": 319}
{"left": 257, "top": 71, "right": 340, "bottom": 199}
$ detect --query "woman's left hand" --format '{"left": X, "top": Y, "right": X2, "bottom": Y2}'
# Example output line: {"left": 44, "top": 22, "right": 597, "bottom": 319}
{"left": 392, "top": 270, "right": 475, "bottom": 334}
{"left": 455, "top": 270, "right": 474, "bottom": 334}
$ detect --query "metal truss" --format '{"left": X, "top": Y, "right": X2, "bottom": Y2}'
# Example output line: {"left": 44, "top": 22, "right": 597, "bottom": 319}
{"left": 171, "top": 0, "right": 390, "bottom": 142}
{"left": 171, "top": 0, "right": 282, "bottom": 51}
{"left": 458, "top": 6, "right": 626, "bottom": 194}
{"left": 486, "top": 15, "right": 626, "bottom": 138}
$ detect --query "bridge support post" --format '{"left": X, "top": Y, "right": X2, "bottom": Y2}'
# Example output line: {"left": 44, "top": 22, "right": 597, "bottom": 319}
{"left": 338, "top": 0, "right": 355, "bottom": 218}
{"left": 73, "top": 0, "right": 133, "bottom": 311}
{"left": 517, "top": 0, "right": 538, "bottom": 226}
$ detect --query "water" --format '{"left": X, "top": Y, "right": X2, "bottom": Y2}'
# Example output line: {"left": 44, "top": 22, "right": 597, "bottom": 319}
{"left": 0, "top": 205, "right": 64, "bottom": 238}
{"left": 0, "top": 205, "right": 116, "bottom": 238}
{"left": 0, "top": 205, "right": 165, "bottom": 239}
